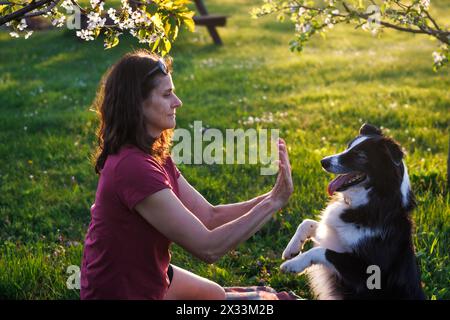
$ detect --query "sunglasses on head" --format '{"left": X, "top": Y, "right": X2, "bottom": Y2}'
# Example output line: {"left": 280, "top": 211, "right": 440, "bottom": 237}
{"left": 145, "top": 59, "right": 169, "bottom": 79}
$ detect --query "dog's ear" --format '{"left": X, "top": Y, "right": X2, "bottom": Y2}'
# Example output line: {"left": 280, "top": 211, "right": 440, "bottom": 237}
{"left": 359, "top": 123, "right": 382, "bottom": 136}
{"left": 384, "top": 139, "right": 404, "bottom": 166}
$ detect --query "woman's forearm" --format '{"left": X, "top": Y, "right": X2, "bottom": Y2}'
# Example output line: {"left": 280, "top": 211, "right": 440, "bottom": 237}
{"left": 204, "top": 196, "right": 278, "bottom": 263}
{"left": 208, "top": 191, "right": 271, "bottom": 229}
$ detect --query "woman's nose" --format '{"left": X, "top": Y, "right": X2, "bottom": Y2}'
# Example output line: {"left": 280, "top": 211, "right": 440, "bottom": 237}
{"left": 173, "top": 96, "right": 182, "bottom": 109}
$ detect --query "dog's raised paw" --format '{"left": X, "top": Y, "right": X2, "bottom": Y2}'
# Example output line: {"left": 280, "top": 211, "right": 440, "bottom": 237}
{"left": 280, "top": 254, "right": 311, "bottom": 274}
{"left": 280, "top": 261, "right": 294, "bottom": 273}
{"left": 282, "top": 249, "right": 300, "bottom": 260}
{"left": 280, "top": 261, "right": 302, "bottom": 274}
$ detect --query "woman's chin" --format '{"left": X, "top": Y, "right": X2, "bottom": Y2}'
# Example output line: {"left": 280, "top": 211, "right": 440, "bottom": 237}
{"left": 168, "top": 118, "right": 176, "bottom": 128}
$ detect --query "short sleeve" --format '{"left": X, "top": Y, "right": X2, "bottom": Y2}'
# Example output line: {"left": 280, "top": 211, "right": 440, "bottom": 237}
{"left": 174, "top": 164, "right": 181, "bottom": 179}
{"left": 167, "top": 156, "right": 181, "bottom": 179}
{"left": 114, "top": 152, "right": 172, "bottom": 211}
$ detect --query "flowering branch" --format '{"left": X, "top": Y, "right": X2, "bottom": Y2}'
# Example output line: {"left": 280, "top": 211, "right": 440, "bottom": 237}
{"left": 0, "top": 0, "right": 56, "bottom": 25}
{"left": 252, "top": 0, "right": 449, "bottom": 70}
{"left": 0, "top": 0, "right": 195, "bottom": 55}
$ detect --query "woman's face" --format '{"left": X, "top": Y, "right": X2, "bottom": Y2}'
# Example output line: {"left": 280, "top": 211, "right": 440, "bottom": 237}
{"left": 142, "top": 73, "right": 182, "bottom": 137}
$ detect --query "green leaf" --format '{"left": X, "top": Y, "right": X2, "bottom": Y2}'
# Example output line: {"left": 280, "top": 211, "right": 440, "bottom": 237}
{"left": 182, "top": 15, "right": 195, "bottom": 32}
{"left": 161, "top": 37, "right": 172, "bottom": 56}
{"left": 104, "top": 35, "right": 119, "bottom": 50}
{"left": 150, "top": 37, "right": 161, "bottom": 52}
{"left": 147, "top": 2, "right": 159, "bottom": 15}
{"left": 138, "top": 28, "right": 147, "bottom": 39}
{"left": 171, "top": 25, "right": 179, "bottom": 40}
{"left": 164, "top": 20, "right": 171, "bottom": 36}
{"left": 152, "top": 13, "right": 163, "bottom": 29}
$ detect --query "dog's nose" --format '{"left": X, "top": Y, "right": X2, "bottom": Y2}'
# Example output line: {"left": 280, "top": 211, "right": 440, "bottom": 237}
{"left": 321, "top": 157, "right": 331, "bottom": 169}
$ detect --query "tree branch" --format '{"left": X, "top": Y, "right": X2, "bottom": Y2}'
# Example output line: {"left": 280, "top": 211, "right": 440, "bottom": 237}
{"left": 24, "top": 0, "right": 61, "bottom": 18}
{"left": 0, "top": 1, "right": 21, "bottom": 4}
{"left": 342, "top": 2, "right": 449, "bottom": 45}
{"left": 0, "top": 0, "right": 56, "bottom": 25}
{"left": 423, "top": 9, "right": 441, "bottom": 32}
{"left": 69, "top": 0, "right": 87, "bottom": 15}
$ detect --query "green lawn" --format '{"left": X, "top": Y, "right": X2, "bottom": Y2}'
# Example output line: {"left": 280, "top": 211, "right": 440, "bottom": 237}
{"left": 0, "top": 0, "right": 449, "bottom": 299}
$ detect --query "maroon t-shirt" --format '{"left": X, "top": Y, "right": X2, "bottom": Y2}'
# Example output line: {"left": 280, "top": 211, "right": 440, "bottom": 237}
{"left": 80, "top": 144, "right": 180, "bottom": 300}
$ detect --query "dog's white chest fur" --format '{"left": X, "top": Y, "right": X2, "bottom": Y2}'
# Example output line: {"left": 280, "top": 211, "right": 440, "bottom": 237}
{"left": 307, "top": 193, "right": 377, "bottom": 299}
{"left": 315, "top": 192, "right": 375, "bottom": 253}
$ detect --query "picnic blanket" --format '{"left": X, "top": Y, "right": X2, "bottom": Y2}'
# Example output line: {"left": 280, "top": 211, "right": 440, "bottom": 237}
{"left": 224, "top": 286, "right": 302, "bottom": 300}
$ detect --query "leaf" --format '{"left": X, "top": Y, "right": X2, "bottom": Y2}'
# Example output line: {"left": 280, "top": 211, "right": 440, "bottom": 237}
{"left": 150, "top": 37, "right": 161, "bottom": 52}
{"left": 171, "top": 25, "right": 179, "bottom": 40}
{"left": 152, "top": 13, "right": 163, "bottom": 29}
{"left": 138, "top": 28, "right": 147, "bottom": 39}
{"left": 162, "top": 37, "right": 172, "bottom": 55}
{"left": 104, "top": 35, "right": 119, "bottom": 50}
{"left": 182, "top": 15, "right": 195, "bottom": 32}
{"left": 147, "top": 2, "right": 159, "bottom": 15}
{"left": 166, "top": 15, "right": 179, "bottom": 38}
{"left": 164, "top": 20, "right": 171, "bottom": 36}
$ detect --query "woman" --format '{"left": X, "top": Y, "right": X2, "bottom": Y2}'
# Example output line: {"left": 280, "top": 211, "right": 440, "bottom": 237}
{"left": 80, "top": 49, "right": 293, "bottom": 300}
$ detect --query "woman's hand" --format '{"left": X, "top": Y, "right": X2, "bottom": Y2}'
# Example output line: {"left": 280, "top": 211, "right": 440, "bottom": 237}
{"left": 269, "top": 138, "right": 294, "bottom": 210}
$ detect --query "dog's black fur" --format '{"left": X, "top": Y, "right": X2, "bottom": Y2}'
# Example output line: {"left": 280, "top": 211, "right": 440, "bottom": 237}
{"left": 317, "top": 123, "right": 425, "bottom": 299}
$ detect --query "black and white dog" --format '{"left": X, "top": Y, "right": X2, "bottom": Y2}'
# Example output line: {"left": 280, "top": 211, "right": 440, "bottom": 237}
{"left": 280, "top": 123, "right": 425, "bottom": 299}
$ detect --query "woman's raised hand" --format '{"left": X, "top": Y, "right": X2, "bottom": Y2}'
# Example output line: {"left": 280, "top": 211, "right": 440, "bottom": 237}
{"left": 270, "top": 138, "right": 294, "bottom": 210}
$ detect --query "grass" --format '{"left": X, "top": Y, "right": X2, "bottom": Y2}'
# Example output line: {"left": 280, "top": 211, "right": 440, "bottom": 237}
{"left": 0, "top": 0, "right": 449, "bottom": 299}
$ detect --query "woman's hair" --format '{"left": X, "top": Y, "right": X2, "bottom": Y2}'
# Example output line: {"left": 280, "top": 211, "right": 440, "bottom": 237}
{"left": 92, "top": 49, "right": 174, "bottom": 174}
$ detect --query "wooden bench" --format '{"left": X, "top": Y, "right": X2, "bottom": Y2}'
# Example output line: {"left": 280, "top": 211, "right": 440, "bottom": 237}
{"left": 193, "top": 0, "right": 227, "bottom": 45}
{"left": 79, "top": 0, "right": 227, "bottom": 45}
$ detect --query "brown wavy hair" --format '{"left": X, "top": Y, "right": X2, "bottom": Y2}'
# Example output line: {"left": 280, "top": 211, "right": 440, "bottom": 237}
{"left": 92, "top": 49, "right": 174, "bottom": 174}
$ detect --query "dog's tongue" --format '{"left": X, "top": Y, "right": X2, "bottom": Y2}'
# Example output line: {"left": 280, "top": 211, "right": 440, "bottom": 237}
{"left": 327, "top": 174, "right": 352, "bottom": 196}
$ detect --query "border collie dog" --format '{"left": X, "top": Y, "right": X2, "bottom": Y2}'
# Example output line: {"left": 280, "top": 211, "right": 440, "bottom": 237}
{"left": 280, "top": 123, "right": 425, "bottom": 299}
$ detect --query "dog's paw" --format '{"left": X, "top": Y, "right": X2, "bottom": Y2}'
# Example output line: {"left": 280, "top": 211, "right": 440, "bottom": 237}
{"left": 282, "top": 245, "right": 302, "bottom": 260}
{"left": 280, "top": 254, "right": 310, "bottom": 274}
{"left": 282, "top": 219, "right": 318, "bottom": 260}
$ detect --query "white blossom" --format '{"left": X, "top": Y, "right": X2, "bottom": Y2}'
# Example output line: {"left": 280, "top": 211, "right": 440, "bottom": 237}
{"left": 432, "top": 51, "right": 445, "bottom": 64}
{"left": 51, "top": 15, "right": 66, "bottom": 27}
{"left": 61, "top": 0, "right": 74, "bottom": 12}
{"left": 297, "top": 23, "right": 311, "bottom": 33}
{"left": 87, "top": 11, "right": 106, "bottom": 29}
{"left": 298, "top": 7, "right": 306, "bottom": 17}
{"left": 17, "top": 19, "right": 27, "bottom": 31}
{"left": 149, "top": 34, "right": 158, "bottom": 42}
{"left": 76, "top": 29, "right": 95, "bottom": 41}
{"left": 121, "top": 0, "right": 132, "bottom": 14}
{"left": 420, "top": 0, "right": 430, "bottom": 10}
{"left": 24, "top": 31, "right": 33, "bottom": 39}
{"left": 108, "top": 8, "right": 120, "bottom": 24}
{"left": 90, "top": 0, "right": 101, "bottom": 8}
{"left": 325, "top": 15, "right": 334, "bottom": 29}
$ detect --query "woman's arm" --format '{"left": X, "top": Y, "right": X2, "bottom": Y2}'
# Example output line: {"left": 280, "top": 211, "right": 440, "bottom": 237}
{"left": 135, "top": 139, "right": 293, "bottom": 263}
{"left": 177, "top": 174, "right": 271, "bottom": 230}
{"left": 210, "top": 192, "right": 271, "bottom": 229}
{"left": 135, "top": 188, "right": 278, "bottom": 263}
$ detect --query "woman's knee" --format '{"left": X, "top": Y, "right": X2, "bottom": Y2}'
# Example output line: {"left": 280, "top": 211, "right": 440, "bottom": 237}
{"left": 201, "top": 280, "right": 226, "bottom": 300}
